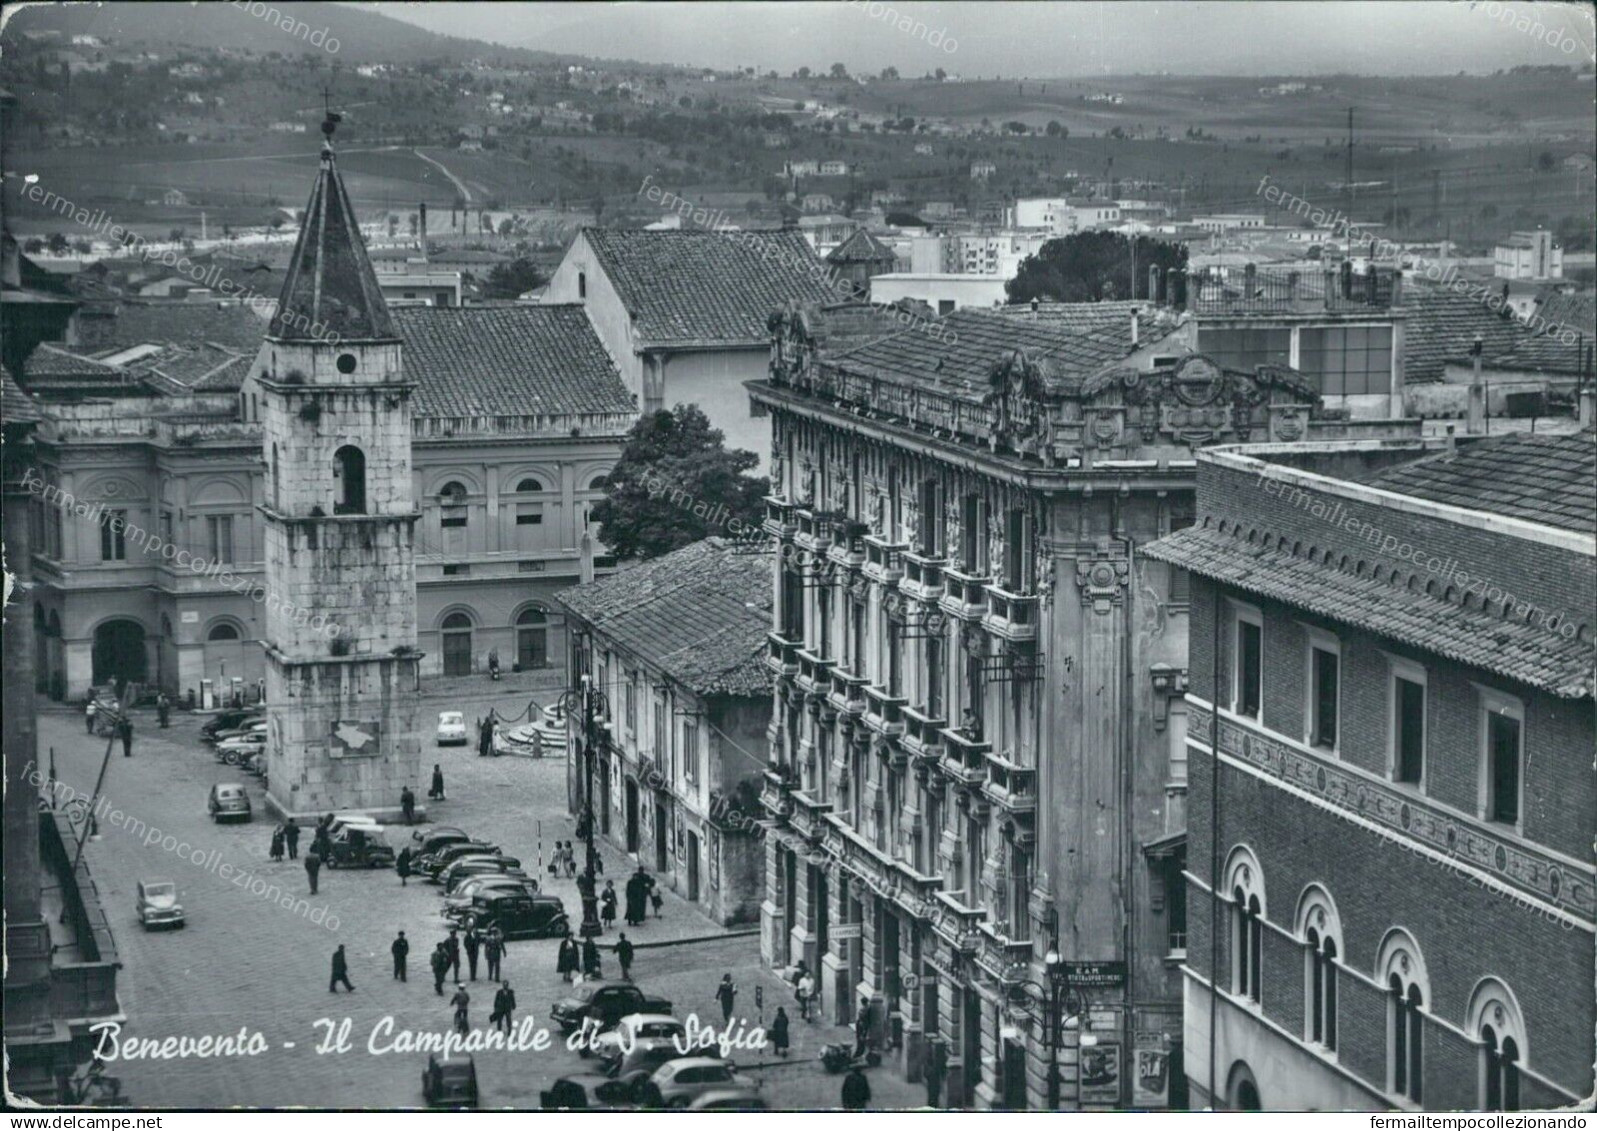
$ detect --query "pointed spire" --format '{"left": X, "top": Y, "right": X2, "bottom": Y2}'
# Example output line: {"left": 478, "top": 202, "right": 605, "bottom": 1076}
{"left": 270, "top": 117, "right": 395, "bottom": 342}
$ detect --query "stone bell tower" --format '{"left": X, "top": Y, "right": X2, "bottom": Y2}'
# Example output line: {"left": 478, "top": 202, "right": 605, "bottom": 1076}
{"left": 259, "top": 111, "right": 421, "bottom": 819}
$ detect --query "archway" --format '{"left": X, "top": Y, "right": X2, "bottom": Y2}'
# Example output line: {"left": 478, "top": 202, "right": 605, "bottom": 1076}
{"left": 515, "top": 606, "right": 548, "bottom": 670}
{"left": 1225, "top": 1061, "right": 1261, "bottom": 1111}
{"left": 441, "top": 612, "right": 473, "bottom": 677}
{"left": 92, "top": 619, "right": 147, "bottom": 689}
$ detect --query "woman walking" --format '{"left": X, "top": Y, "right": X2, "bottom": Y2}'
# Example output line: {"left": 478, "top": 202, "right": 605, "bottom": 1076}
{"left": 269, "top": 825, "right": 286, "bottom": 862}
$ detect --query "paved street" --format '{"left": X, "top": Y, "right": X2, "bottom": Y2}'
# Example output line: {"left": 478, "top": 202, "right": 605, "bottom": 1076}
{"left": 37, "top": 688, "right": 918, "bottom": 1110}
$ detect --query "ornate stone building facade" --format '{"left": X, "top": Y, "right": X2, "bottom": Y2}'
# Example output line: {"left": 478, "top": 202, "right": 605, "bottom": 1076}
{"left": 751, "top": 299, "right": 1412, "bottom": 1109}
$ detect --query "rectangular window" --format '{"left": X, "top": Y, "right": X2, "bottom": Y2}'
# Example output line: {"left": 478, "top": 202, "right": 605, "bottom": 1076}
{"left": 515, "top": 511, "right": 543, "bottom": 525}
{"left": 159, "top": 510, "right": 174, "bottom": 549}
{"left": 100, "top": 509, "right": 127, "bottom": 562}
{"left": 625, "top": 671, "right": 638, "bottom": 736}
{"left": 440, "top": 510, "right": 468, "bottom": 528}
{"left": 683, "top": 717, "right": 699, "bottom": 784}
{"left": 1483, "top": 696, "right": 1522, "bottom": 826}
{"left": 1198, "top": 326, "right": 1291, "bottom": 374}
{"left": 1393, "top": 673, "right": 1426, "bottom": 785}
{"left": 1300, "top": 325, "right": 1394, "bottom": 397}
{"left": 1004, "top": 508, "right": 1028, "bottom": 591}
{"left": 207, "top": 515, "right": 234, "bottom": 564}
{"left": 1308, "top": 640, "right": 1339, "bottom": 750}
{"left": 1233, "top": 606, "right": 1262, "bottom": 719}
{"left": 653, "top": 698, "right": 667, "bottom": 768}
{"left": 441, "top": 563, "right": 469, "bottom": 576}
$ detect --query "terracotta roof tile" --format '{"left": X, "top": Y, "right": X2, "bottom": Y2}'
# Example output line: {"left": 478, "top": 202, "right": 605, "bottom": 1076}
{"left": 1403, "top": 282, "right": 1530, "bottom": 384}
{"left": 2, "top": 364, "right": 41, "bottom": 424}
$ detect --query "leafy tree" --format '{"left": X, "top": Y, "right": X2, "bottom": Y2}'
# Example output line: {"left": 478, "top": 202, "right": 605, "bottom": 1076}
{"left": 1006, "top": 231, "right": 1188, "bottom": 304}
{"left": 830, "top": 63, "right": 848, "bottom": 79}
{"left": 1045, "top": 120, "right": 1066, "bottom": 138}
{"left": 935, "top": 67, "right": 947, "bottom": 82}
{"left": 480, "top": 257, "right": 547, "bottom": 299}
{"left": 46, "top": 232, "right": 68, "bottom": 254}
{"left": 796, "top": 67, "right": 811, "bottom": 80}
{"left": 880, "top": 66, "right": 899, "bottom": 81}
{"left": 591, "top": 405, "right": 767, "bottom": 561}
{"left": 22, "top": 237, "right": 44, "bottom": 254}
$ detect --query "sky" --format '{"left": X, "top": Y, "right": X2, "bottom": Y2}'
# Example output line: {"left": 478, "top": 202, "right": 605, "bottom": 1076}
{"left": 365, "top": 1, "right": 1596, "bottom": 77}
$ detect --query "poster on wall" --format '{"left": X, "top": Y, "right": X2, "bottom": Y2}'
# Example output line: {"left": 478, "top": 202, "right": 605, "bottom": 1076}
{"left": 709, "top": 827, "right": 721, "bottom": 889}
{"left": 329, "top": 720, "right": 381, "bottom": 758}
{"left": 1079, "top": 1041, "right": 1122, "bottom": 1107}
{"left": 1132, "top": 1045, "right": 1170, "bottom": 1107}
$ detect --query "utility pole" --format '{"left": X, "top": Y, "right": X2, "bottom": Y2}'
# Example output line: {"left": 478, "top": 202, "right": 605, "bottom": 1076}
{"left": 1345, "top": 106, "right": 1354, "bottom": 254}
{"left": 560, "top": 673, "right": 608, "bottom": 938}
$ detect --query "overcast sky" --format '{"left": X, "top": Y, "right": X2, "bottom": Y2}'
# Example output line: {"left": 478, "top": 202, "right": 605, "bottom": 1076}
{"left": 366, "top": 1, "right": 1595, "bottom": 77}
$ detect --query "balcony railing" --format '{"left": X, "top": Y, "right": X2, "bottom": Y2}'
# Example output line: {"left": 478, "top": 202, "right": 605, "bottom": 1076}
{"left": 788, "top": 787, "right": 834, "bottom": 842}
{"left": 982, "top": 748, "right": 1038, "bottom": 816}
{"left": 796, "top": 648, "right": 835, "bottom": 694}
{"left": 1187, "top": 264, "right": 1401, "bottom": 314}
{"left": 766, "top": 631, "right": 802, "bottom": 677}
{"left": 983, "top": 586, "right": 1039, "bottom": 642}
{"left": 863, "top": 535, "right": 907, "bottom": 585}
{"left": 940, "top": 567, "right": 990, "bottom": 621}
{"left": 764, "top": 496, "right": 797, "bottom": 539}
{"left": 828, "top": 519, "right": 869, "bottom": 567}
{"left": 863, "top": 685, "right": 908, "bottom": 737}
{"left": 938, "top": 726, "right": 991, "bottom": 785}
{"left": 901, "top": 550, "right": 947, "bottom": 603}
{"left": 829, "top": 665, "right": 869, "bottom": 715}
{"left": 901, "top": 705, "right": 948, "bottom": 766}
{"left": 795, "top": 509, "right": 827, "bottom": 553}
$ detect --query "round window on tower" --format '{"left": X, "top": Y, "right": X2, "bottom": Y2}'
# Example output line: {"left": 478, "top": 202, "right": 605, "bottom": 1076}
{"left": 336, "top": 353, "right": 358, "bottom": 375}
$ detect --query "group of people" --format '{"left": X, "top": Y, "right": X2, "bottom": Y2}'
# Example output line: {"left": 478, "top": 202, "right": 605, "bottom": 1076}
{"left": 547, "top": 840, "right": 583, "bottom": 879}
{"left": 421, "top": 924, "right": 507, "bottom": 990}
{"left": 554, "top": 932, "right": 607, "bottom": 982}
{"left": 598, "top": 868, "right": 662, "bottom": 930}
{"left": 267, "top": 821, "right": 301, "bottom": 862}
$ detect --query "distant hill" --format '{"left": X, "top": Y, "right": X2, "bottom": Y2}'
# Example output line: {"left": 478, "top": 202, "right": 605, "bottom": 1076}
{"left": 1, "top": 1, "right": 568, "bottom": 65}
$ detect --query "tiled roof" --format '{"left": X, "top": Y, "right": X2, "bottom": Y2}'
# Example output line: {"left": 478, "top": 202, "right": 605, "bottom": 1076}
{"left": 23, "top": 343, "right": 125, "bottom": 381}
{"left": 2, "top": 364, "right": 42, "bottom": 424}
{"left": 123, "top": 344, "right": 255, "bottom": 392}
{"left": 1403, "top": 282, "right": 1530, "bottom": 384}
{"left": 1479, "top": 334, "right": 1593, "bottom": 376}
{"left": 77, "top": 300, "right": 268, "bottom": 354}
{"left": 392, "top": 305, "right": 635, "bottom": 418}
{"left": 1534, "top": 292, "right": 1596, "bottom": 338}
{"left": 582, "top": 227, "right": 836, "bottom": 345}
{"left": 830, "top": 305, "right": 1182, "bottom": 402}
{"left": 1143, "top": 524, "right": 1593, "bottom": 699}
{"left": 827, "top": 228, "right": 896, "bottom": 264}
{"left": 1365, "top": 430, "right": 1596, "bottom": 535}
{"left": 555, "top": 538, "right": 774, "bottom": 697}
{"left": 272, "top": 146, "right": 397, "bottom": 341}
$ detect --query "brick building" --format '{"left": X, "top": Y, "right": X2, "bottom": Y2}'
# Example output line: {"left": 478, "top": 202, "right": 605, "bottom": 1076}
{"left": 1144, "top": 430, "right": 1596, "bottom": 1110}
{"left": 750, "top": 298, "right": 1413, "bottom": 1109}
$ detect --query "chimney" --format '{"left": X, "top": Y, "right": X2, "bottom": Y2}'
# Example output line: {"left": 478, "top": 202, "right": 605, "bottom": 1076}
{"left": 1130, "top": 306, "right": 1139, "bottom": 346}
{"left": 1148, "top": 264, "right": 1163, "bottom": 305}
{"left": 1468, "top": 334, "right": 1486, "bottom": 435}
{"left": 1030, "top": 296, "right": 1039, "bottom": 320}
{"left": 1170, "top": 267, "right": 1186, "bottom": 311}
{"left": 1580, "top": 386, "right": 1595, "bottom": 429}
{"left": 418, "top": 202, "right": 428, "bottom": 262}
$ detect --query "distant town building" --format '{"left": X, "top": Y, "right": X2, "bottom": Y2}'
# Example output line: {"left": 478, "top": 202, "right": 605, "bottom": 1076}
{"left": 1494, "top": 230, "right": 1563, "bottom": 280}
{"left": 1194, "top": 214, "right": 1266, "bottom": 233}
{"left": 970, "top": 160, "right": 997, "bottom": 179}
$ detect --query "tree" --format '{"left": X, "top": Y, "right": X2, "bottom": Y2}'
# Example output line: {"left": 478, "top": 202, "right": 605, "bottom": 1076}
{"left": 880, "top": 66, "right": 899, "bottom": 81}
{"left": 1006, "top": 231, "right": 1188, "bottom": 304}
{"left": 830, "top": 63, "right": 848, "bottom": 80}
{"left": 1046, "top": 120, "right": 1066, "bottom": 138}
{"left": 22, "top": 237, "right": 44, "bottom": 254}
{"left": 935, "top": 68, "right": 947, "bottom": 82}
{"left": 480, "top": 257, "right": 547, "bottom": 299}
{"left": 46, "top": 232, "right": 68, "bottom": 255}
{"left": 796, "top": 67, "right": 811, "bottom": 80}
{"left": 591, "top": 405, "right": 767, "bottom": 560}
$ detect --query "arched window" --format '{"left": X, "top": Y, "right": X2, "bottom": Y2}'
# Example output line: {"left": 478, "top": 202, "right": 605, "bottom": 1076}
{"left": 516, "top": 606, "right": 549, "bottom": 670}
{"left": 334, "top": 446, "right": 366, "bottom": 515}
{"left": 1469, "top": 980, "right": 1525, "bottom": 1111}
{"left": 578, "top": 270, "right": 587, "bottom": 299}
{"left": 1224, "top": 847, "right": 1265, "bottom": 1004}
{"left": 1298, "top": 886, "right": 1340, "bottom": 1052}
{"left": 588, "top": 474, "right": 609, "bottom": 491}
{"left": 441, "top": 611, "right": 474, "bottom": 677}
{"left": 207, "top": 622, "right": 241, "bottom": 642}
{"left": 439, "top": 481, "right": 467, "bottom": 503}
{"left": 1380, "top": 931, "right": 1427, "bottom": 1103}
{"left": 516, "top": 477, "right": 544, "bottom": 493}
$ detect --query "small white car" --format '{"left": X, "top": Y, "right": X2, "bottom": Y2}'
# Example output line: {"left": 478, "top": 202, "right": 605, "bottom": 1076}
{"left": 436, "top": 711, "right": 468, "bottom": 746}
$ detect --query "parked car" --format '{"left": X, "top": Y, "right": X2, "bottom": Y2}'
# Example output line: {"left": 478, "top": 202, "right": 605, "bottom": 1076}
{"left": 241, "top": 751, "right": 266, "bottom": 777}
{"left": 202, "top": 708, "right": 262, "bottom": 740}
{"left": 596, "top": 1014, "right": 688, "bottom": 1077}
{"left": 551, "top": 980, "right": 673, "bottom": 1035}
{"left": 328, "top": 814, "right": 383, "bottom": 837}
{"left": 540, "top": 1074, "right": 637, "bottom": 1111}
{"left": 136, "top": 879, "right": 185, "bottom": 930}
{"left": 685, "top": 1090, "right": 768, "bottom": 1111}
{"left": 640, "top": 1058, "right": 756, "bottom": 1109}
{"left": 421, "top": 1052, "right": 478, "bottom": 1108}
{"left": 452, "top": 891, "right": 568, "bottom": 941}
{"left": 411, "top": 826, "right": 469, "bottom": 851}
{"left": 419, "top": 840, "right": 501, "bottom": 879}
{"left": 436, "top": 711, "right": 468, "bottom": 746}
{"left": 207, "top": 783, "right": 251, "bottom": 823}
{"left": 439, "top": 855, "right": 524, "bottom": 892}
{"left": 324, "top": 826, "right": 396, "bottom": 869}
{"left": 442, "top": 875, "right": 537, "bottom": 914}
{"left": 208, "top": 718, "right": 267, "bottom": 742}
{"left": 215, "top": 734, "right": 266, "bottom": 765}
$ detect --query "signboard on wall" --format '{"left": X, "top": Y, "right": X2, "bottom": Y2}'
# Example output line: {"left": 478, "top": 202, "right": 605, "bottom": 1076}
{"left": 1064, "top": 961, "right": 1127, "bottom": 988}
{"left": 330, "top": 720, "right": 381, "bottom": 758}
{"left": 1133, "top": 1046, "right": 1171, "bottom": 1107}
{"left": 1079, "top": 1041, "right": 1122, "bottom": 1106}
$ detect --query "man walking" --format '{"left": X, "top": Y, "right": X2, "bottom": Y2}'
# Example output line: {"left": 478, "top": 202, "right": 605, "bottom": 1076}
{"left": 842, "top": 1066, "right": 871, "bottom": 1111}
{"left": 464, "top": 926, "right": 482, "bottom": 981}
{"left": 450, "top": 984, "right": 471, "bottom": 1034}
{"left": 156, "top": 693, "right": 170, "bottom": 728}
{"left": 401, "top": 785, "right": 416, "bottom": 826}
{"left": 85, "top": 699, "right": 97, "bottom": 734}
{"left": 716, "top": 974, "right": 737, "bottom": 1025}
{"left": 397, "top": 846, "right": 413, "bottom": 886}
{"left": 445, "top": 929, "right": 461, "bottom": 982}
{"left": 616, "top": 933, "right": 635, "bottom": 981}
{"left": 429, "top": 763, "right": 445, "bottom": 801}
{"left": 119, "top": 717, "right": 134, "bottom": 758}
{"left": 329, "top": 944, "right": 354, "bottom": 993}
{"left": 797, "top": 968, "right": 816, "bottom": 1022}
{"left": 483, "top": 928, "right": 504, "bottom": 982}
{"left": 305, "top": 850, "right": 322, "bottom": 895}
{"left": 391, "top": 931, "right": 410, "bottom": 982}
{"left": 492, "top": 981, "right": 516, "bottom": 1035}
{"left": 284, "top": 821, "right": 300, "bottom": 860}
{"left": 430, "top": 944, "right": 449, "bottom": 995}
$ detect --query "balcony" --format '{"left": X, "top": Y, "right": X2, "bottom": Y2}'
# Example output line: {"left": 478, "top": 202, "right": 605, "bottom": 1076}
{"left": 766, "top": 632, "right": 801, "bottom": 677}
{"left": 796, "top": 648, "right": 835, "bottom": 695}
{"left": 863, "top": 685, "right": 908, "bottom": 738}
{"left": 932, "top": 890, "right": 989, "bottom": 949}
{"left": 1187, "top": 264, "right": 1401, "bottom": 314}
{"left": 764, "top": 496, "right": 797, "bottom": 539}
{"left": 938, "top": 726, "right": 991, "bottom": 786}
{"left": 983, "top": 586, "right": 1039, "bottom": 642}
{"left": 900, "top": 706, "right": 948, "bottom": 767}
{"left": 760, "top": 768, "right": 795, "bottom": 820}
{"left": 982, "top": 749, "right": 1038, "bottom": 817}
{"left": 900, "top": 550, "right": 947, "bottom": 604}
{"left": 795, "top": 508, "right": 828, "bottom": 554}
{"left": 788, "top": 787, "right": 834, "bottom": 843}
{"left": 827, "top": 519, "right": 869, "bottom": 568}
{"left": 862, "top": 535, "right": 907, "bottom": 585}
{"left": 829, "top": 666, "right": 869, "bottom": 715}
{"left": 939, "top": 567, "right": 990, "bottom": 622}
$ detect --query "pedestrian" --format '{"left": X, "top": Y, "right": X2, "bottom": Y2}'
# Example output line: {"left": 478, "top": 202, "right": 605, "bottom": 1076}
{"left": 797, "top": 968, "right": 816, "bottom": 1021}
{"left": 624, "top": 870, "right": 644, "bottom": 926}
{"left": 464, "top": 925, "right": 482, "bottom": 981}
{"left": 311, "top": 823, "right": 331, "bottom": 861}
{"left": 156, "top": 693, "right": 170, "bottom": 728}
{"left": 270, "top": 825, "right": 285, "bottom": 862}
{"left": 478, "top": 717, "right": 494, "bottom": 758}
{"left": 581, "top": 936, "right": 602, "bottom": 978}
{"left": 119, "top": 717, "right": 133, "bottom": 758}
{"left": 715, "top": 974, "right": 737, "bottom": 1025}
{"left": 284, "top": 821, "right": 300, "bottom": 860}
{"left": 445, "top": 929, "right": 461, "bottom": 982}
{"left": 852, "top": 1000, "right": 872, "bottom": 1058}
{"left": 771, "top": 1006, "right": 790, "bottom": 1058}
{"left": 430, "top": 944, "right": 449, "bottom": 995}
{"left": 392, "top": 931, "right": 409, "bottom": 981}
{"left": 924, "top": 1039, "right": 948, "bottom": 1108}
{"left": 450, "top": 984, "right": 470, "bottom": 1034}
{"left": 557, "top": 934, "right": 579, "bottom": 982}
{"left": 304, "top": 850, "right": 321, "bottom": 895}
{"left": 397, "top": 846, "right": 413, "bottom": 886}
{"left": 429, "top": 763, "right": 445, "bottom": 801}
{"left": 616, "top": 932, "right": 634, "bottom": 980}
{"left": 651, "top": 887, "right": 664, "bottom": 919}
{"left": 492, "top": 981, "right": 516, "bottom": 1035}
{"left": 601, "top": 881, "right": 617, "bottom": 929}
{"left": 484, "top": 927, "right": 504, "bottom": 982}
{"left": 841, "top": 1066, "right": 871, "bottom": 1111}
{"left": 401, "top": 786, "right": 416, "bottom": 825}
{"left": 85, "top": 699, "right": 97, "bottom": 734}
{"left": 329, "top": 944, "right": 354, "bottom": 993}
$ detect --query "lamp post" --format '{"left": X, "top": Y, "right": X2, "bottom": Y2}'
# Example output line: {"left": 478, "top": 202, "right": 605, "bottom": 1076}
{"left": 1043, "top": 906, "right": 1065, "bottom": 1110}
{"left": 558, "top": 672, "right": 608, "bottom": 938}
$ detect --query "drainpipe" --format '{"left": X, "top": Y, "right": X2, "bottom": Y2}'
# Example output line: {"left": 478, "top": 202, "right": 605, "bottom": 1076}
{"left": 1206, "top": 581, "right": 1221, "bottom": 1108}
{"left": 1112, "top": 496, "right": 1136, "bottom": 1110}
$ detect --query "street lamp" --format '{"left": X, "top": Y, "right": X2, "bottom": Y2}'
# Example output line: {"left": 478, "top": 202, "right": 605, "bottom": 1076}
{"left": 1043, "top": 906, "right": 1065, "bottom": 1110}
{"left": 558, "top": 672, "right": 609, "bottom": 938}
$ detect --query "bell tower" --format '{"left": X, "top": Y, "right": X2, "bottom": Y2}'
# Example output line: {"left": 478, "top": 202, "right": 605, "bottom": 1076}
{"left": 259, "top": 111, "right": 421, "bottom": 819}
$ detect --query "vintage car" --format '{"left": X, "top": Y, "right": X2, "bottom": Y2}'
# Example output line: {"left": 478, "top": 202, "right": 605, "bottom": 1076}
{"left": 419, "top": 840, "right": 502, "bottom": 879}
{"left": 136, "top": 879, "right": 185, "bottom": 929}
{"left": 207, "top": 783, "right": 252, "bottom": 823}
{"left": 442, "top": 875, "right": 537, "bottom": 914}
{"left": 453, "top": 891, "right": 569, "bottom": 941}
{"left": 201, "top": 708, "right": 263, "bottom": 740}
{"left": 640, "top": 1058, "right": 757, "bottom": 1109}
{"left": 439, "top": 855, "right": 525, "bottom": 892}
{"left": 551, "top": 980, "right": 673, "bottom": 1035}
{"left": 436, "top": 711, "right": 469, "bottom": 746}
{"left": 323, "top": 826, "right": 396, "bottom": 869}
{"left": 421, "top": 1052, "right": 478, "bottom": 1108}
{"left": 595, "top": 1014, "right": 689, "bottom": 1077}
{"left": 539, "top": 1074, "right": 637, "bottom": 1111}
